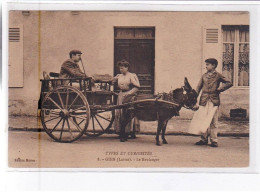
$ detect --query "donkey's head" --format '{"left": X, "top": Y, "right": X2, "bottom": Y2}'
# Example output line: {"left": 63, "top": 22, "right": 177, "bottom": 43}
{"left": 171, "top": 77, "right": 197, "bottom": 109}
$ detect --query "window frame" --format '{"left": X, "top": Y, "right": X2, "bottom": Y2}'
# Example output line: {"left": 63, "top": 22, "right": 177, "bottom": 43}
{"left": 114, "top": 26, "right": 155, "bottom": 40}
{"left": 221, "top": 25, "right": 249, "bottom": 89}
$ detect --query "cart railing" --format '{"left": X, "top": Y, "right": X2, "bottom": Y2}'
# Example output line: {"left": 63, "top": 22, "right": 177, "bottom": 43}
{"left": 40, "top": 77, "right": 117, "bottom": 108}
{"left": 40, "top": 77, "right": 93, "bottom": 93}
{"left": 41, "top": 77, "right": 114, "bottom": 90}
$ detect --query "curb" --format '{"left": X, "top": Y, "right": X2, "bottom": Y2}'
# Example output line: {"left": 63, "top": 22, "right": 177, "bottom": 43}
{"left": 8, "top": 127, "right": 249, "bottom": 137}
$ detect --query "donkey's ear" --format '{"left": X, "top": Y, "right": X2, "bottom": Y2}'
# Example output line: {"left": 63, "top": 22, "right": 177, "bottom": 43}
{"left": 184, "top": 77, "right": 192, "bottom": 91}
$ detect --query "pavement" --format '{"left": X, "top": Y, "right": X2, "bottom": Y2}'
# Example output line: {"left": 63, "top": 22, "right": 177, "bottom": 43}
{"left": 8, "top": 116, "right": 249, "bottom": 137}
{"left": 8, "top": 132, "right": 249, "bottom": 168}
{"left": 8, "top": 116, "right": 249, "bottom": 168}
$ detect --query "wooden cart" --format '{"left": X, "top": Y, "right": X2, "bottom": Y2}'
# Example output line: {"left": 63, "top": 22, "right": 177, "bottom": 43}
{"left": 40, "top": 74, "right": 180, "bottom": 143}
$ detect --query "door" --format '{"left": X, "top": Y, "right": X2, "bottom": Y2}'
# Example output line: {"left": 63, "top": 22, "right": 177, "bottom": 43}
{"left": 114, "top": 27, "right": 155, "bottom": 94}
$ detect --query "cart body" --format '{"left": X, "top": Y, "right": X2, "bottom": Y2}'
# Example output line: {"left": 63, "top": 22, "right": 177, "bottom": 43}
{"left": 40, "top": 75, "right": 116, "bottom": 143}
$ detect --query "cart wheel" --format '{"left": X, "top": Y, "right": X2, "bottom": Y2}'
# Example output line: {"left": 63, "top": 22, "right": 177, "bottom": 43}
{"left": 84, "top": 110, "right": 115, "bottom": 137}
{"left": 41, "top": 86, "right": 90, "bottom": 143}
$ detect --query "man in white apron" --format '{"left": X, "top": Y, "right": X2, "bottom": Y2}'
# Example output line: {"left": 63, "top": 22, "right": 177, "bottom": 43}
{"left": 189, "top": 58, "right": 233, "bottom": 147}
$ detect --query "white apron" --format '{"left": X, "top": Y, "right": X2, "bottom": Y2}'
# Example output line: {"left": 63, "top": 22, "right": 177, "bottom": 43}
{"left": 188, "top": 101, "right": 218, "bottom": 135}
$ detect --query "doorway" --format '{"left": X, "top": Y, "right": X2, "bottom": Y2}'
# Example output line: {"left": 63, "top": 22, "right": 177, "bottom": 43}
{"left": 114, "top": 27, "right": 155, "bottom": 94}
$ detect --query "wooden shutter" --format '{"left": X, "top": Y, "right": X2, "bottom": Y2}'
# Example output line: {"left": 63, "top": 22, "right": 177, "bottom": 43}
{"left": 9, "top": 25, "right": 24, "bottom": 87}
{"left": 202, "top": 26, "right": 222, "bottom": 74}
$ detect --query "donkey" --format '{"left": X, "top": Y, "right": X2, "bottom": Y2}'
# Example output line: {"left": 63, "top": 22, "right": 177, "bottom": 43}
{"left": 119, "top": 77, "right": 198, "bottom": 145}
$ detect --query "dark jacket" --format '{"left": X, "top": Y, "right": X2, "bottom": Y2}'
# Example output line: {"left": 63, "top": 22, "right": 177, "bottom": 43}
{"left": 59, "top": 59, "right": 86, "bottom": 79}
{"left": 196, "top": 71, "right": 233, "bottom": 106}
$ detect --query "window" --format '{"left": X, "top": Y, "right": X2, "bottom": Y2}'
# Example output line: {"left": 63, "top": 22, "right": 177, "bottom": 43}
{"left": 114, "top": 27, "right": 155, "bottom": 39}
{"left": 222, "top": 25, "right": 249, "bottom": 87}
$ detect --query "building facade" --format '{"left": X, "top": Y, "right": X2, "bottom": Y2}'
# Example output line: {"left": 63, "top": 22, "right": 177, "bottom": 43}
{"left": 8, "top": 11, "right": 249, "bottom": 119}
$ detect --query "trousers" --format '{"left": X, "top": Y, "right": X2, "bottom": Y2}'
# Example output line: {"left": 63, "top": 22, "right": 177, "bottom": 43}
{"left": 189, "top": 101, "right": 219, "bottom": 143}
{"left": 201, "top": 108, "right": 218, "bottom": 143}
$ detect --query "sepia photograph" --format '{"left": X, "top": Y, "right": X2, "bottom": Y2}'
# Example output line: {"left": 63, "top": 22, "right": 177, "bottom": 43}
{"left": 7, "top": 10, "right": 250, "bottom": 169}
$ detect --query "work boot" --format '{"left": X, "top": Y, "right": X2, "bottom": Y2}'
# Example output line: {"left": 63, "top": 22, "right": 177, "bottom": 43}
{"left": 210, "top": 142, "right": 218, "bottom": 147}
{"left": 119, "top": 134, "right": 125, "bottom": 142}
{"left": 120, "top": 136, "right": 127, "bottom": 142}
{"left": 195, "top": 140, "right": 208, "bottom": 145}
{"left": 129, "top": 133, "right": 136, "bottom": 139}
{"left": 119, "top": 134, "right": 128, "bottom": 142}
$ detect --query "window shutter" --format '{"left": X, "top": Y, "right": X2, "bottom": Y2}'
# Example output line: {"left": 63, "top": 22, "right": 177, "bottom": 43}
{"left": 9, "top": 25, "right": 23, "bottom": 87}
{"left": 202, "top": 26, "right": 222, "bottom": 73}
{"left": 9, "top": 28, "right": 20, "bottom": 42}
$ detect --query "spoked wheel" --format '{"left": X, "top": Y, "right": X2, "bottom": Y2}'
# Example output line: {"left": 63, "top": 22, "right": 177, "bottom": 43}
{"left": 84, "top": 109, "right": 115, "bottom": 137}
{"left": 41, "top": 86, "right": 90, "bottom": 143}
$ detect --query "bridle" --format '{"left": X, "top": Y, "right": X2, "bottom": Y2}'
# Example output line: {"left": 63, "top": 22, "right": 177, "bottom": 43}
{"left": 156, "top": 87, "right": 195, "bottom": 110}
{"left": 181, "top": 86, "right": 194, "bottom": 110}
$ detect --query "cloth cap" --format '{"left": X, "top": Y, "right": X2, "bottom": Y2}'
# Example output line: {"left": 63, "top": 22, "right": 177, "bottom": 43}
{"left": 205, "top": 58, "right": 218, "bottom": 67}
{"left": 69, "top": 49, "right": 82, "bottom": 56}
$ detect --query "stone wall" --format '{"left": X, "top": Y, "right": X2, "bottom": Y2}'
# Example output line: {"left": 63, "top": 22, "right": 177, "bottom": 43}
{"left": 8, "top": 11, "right": 249, "bottom": 118}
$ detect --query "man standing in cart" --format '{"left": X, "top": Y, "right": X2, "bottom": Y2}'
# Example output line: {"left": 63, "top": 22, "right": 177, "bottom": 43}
{"left": 59, "top": 50, "right": 97, "bottom": 90}
{"left": 59, "top": 50, "right": 87, "bottom": 85}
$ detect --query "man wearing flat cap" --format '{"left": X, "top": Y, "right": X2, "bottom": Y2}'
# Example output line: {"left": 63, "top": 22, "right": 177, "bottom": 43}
{"left": 59, "top": 50, "right": 87, "bottom": 83}
{"left": 189, "top": 58, "right": 233, "bottom": 147}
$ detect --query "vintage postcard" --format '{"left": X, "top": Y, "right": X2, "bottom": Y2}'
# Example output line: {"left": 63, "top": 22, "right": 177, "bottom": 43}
{"left": 7, "top": 10, "right": 250, "bottom": 169}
